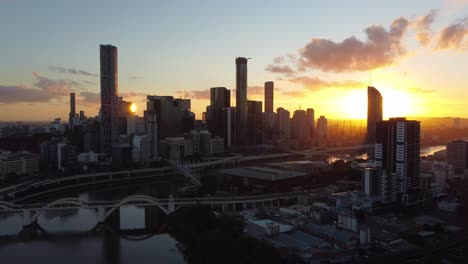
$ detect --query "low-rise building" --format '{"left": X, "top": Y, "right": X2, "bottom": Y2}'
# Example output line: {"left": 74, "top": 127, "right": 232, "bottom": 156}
{"left": 0, "top": 150, "right": 39, "bottom": 180}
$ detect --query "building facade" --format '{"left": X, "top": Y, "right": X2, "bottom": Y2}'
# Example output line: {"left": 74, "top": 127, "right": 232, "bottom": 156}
{"left": 367, "top": 86, "right": 383, "bottom": 144}
{"left": 236, "top": 57, "right": 248, "bottom": 147}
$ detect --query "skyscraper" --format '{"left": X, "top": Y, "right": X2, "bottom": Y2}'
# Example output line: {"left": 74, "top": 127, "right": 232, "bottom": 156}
{"left": 306, "top": 108, "right": 315, "bottom": 141}
{"left": 100, "top": 44, "right": 119, "bottom": 155}
{"left": 69, "top": 93, "right": 76, "bottom": 129}
{"left": 247, "top": 100, "right": 263, "bottom": 146}
{"left": 446, "top": 140, "right": 468, "bottom": 178}
{"left": 276, "top": 107, "right": 291, "bottom": 140}
{"left": 264, "top": 81, "right": 274, "bottom": 113}
{"left": 236, "top": 57, "right": 248, "bottom": 147}
{"left": 317, "top": 116, "right": 328, "bottom": 145}
{"left": 291, "top": 110, "right": 308, "bottom": 145}
{"left": 375, "top": 118, "right": 420, "bottom": 204}
{"left": 206, "top": 87, "right": 231, "bottom": 147}
{"left": 367, "top": 86, "right": 383, "bottom": 144}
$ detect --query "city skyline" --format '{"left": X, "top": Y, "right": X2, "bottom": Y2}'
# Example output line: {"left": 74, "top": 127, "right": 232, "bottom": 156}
{"left": 1, "top": 0, "right": 468, "bottom": 121}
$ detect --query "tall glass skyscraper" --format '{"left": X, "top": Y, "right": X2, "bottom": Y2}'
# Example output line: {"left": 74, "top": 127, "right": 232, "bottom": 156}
{"left": 367, "top": 86, "right": 383, "bottom": 144}
{"left": 236, "top": 57, "right": 248, "bottom": 147}
{"left": 100, "top": 44, "right": 119, "bottom": 155}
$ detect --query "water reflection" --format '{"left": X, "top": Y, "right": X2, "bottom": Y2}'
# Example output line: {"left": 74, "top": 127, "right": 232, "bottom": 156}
{"left": 0, "top": 204, "right": 186, "bottom": 264}
{"left": 0, "top": 212, "right": 22, "bottom": 236}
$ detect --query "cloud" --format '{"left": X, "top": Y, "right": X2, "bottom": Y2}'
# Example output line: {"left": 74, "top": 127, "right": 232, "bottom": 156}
{"left": 297, "top": 17, "right": 409, "bottom": 72}
{"left": 281, "top": 90, "right": 306, "bottom": 97}
{"left": 265, "top": 64, "right": 295, "bottom": 75}
{"left": 120, "top": 91, "right": 147, "bottom": 98}
{"left": 407, "top": 87, "right": 437, "bottom": 94}
{"left": 128, "top": 76, "right": 143, "bottom": 80}
{"left": 175, "top": 89, "right": 210, "bottom": 100}
{"left": 435, "top": 17, "right": 468, "bottom": 49}
{"left": 288, "top": 76, "right": 365, "bottom": 91}
{"left": 79, "top": 91, "right": 100, "bottom": 105}
{"left": 0, "top": 73, "right": 72, "bottom": 103}
{"left": 412, "top": 10, "right": 437, "bottom": 46}
{"left": 49, "top": 66, "right": 97, "bottom": 76}
{"left": 273, "top": 56, "right": 285, "bottom": 64}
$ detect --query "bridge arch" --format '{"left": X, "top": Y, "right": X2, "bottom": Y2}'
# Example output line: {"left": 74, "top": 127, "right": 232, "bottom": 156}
{"left": 104, "top": 195, "right": 169, "bottom": 220}
{"left": 31, "top": 198, "right": 90, "bottom": 222}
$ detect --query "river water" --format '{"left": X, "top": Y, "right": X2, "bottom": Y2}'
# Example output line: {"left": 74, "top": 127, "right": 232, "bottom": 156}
{"left": 0, "top": 180, "right": 187, "bottom": 264}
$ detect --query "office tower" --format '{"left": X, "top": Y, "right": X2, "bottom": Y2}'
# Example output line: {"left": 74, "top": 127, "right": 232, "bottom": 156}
{"left": 375, "top": 118, "right": 420, "bottom": 204}
{"left": 306, "top": 108, "right": 315, "bottom": 140}
{"left": 210, "top": 87, "right": 230, "bottom": 109}
{"left": 362, "top": 167, "right": 381, "bottom": 198}
{"left": 446, "top": 140, "right": 468, "bottom": 177}
{"left": 247, "top": 100, "right": 263, "bottom": 145}
{"left": 264, "top": 81, "right": 274, "bottom": 113}
{"left": 118, "top": 97, "right": 132, "bottom": 135}
{"left": 206, "top": 87, "right": 231, "bottom": 146}
{"left": 317, "top": 116, "right": 328, "bottom": 145}
{"left": 145, "top": 96, "right": 195, "bottom": 159}
{"left": 276, "top": 107, "right": 291, "bottom": 140}
{"left": 100, "top": 44, "right": 119, "bottom": 155}
{"left": 236, "top": 57, "right": 248, "bottom": 147}
{"left": 79, "top": 111, "right": 85, "bottom": 121}
{"left": 367, "top": 86, "right": 383, "bottom": 144}
{"left": 69, "top": 93, "right": 76, "bottom": 129}
{"left": 291, "top": 110, "right": 308, "bottom": 146}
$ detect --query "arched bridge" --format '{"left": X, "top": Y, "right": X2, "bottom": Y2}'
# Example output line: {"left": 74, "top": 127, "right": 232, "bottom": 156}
{"left": 0, "top": 191, "right": 305, "bottom": 227}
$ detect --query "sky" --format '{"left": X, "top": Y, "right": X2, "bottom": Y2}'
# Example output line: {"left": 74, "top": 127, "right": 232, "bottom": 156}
{"left": 0, "top": 0, "right": 467, "bottom": 121}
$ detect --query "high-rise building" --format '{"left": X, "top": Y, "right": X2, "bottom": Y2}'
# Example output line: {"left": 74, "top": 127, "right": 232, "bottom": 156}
{"left": 264, "top": 81, "right": 274, "bottom": 113}
{"left": 247, "top": 100, "right": 263, "bottom": 146}
{"left": 276, "top": 107, "right": 291, "bottom": 140}
{"left": 291, "top": 110, "right": 308, "bottom": 146}
{"left": 306, "top": 108, "right": 315, "bottom": 140}
{"left": 317, "top": 116, "right": 328, "bottom": 145}
{"left": 69, "top": 93, "right": 76, "bottom": 129}
{"left": 206, "top": 87, "right": 230, "bottom": 147}
{"left": 236, "top": 57, "right": 248, "bottom": 147}
{"left": 375, "top": 118, "right": 420, "bottom": 204}
{"left": 367, "top": 86, "right": 383, "bottom": 144}
{"left": 453, "top": 117, "right": 461, "bottom": 129}
{"left": 100, "top": 44, "right": 119, "bottom": 155}
{"left": 210, "top": 87, "right": 230, "bottom": 109}
{"left": 362, "top": 167, "right": 381, "bottom": 198}
{"left": 446, "top": 140, "right": 468, "bottom": 177}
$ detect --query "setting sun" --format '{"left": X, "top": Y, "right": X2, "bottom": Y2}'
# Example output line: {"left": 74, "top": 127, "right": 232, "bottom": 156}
{"left": 130, "top": 103, "right": 137, "bottom": 113}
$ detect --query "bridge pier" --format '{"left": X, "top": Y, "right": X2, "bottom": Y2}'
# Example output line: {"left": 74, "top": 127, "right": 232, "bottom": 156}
{"left": 98, "top": 207, "right": 106, "bottom": 223}
{"left": 222, "top": 204, "right": 225, "bottom": 212}
{"left": 168, "top": 195, "right": 175, "bottom": 213}
{"left": 22, "top": 209, "right": 33, "bottom": 226}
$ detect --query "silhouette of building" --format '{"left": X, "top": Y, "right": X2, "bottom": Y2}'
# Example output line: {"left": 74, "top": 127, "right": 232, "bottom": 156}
{"left": 306, "top": 108, "right": 315, "bottom": 141}
{"left": 264, "top": 81, "right": 274, "bottom": 113}
{"left": 276, "top": 107, "right": 291, "bottom": 140}
{"left": 206, "top": 87, "right": 230, "bottom": 147}
{"left": 453, "top": 117, "right": 461, "bottom": 129}
{"left": 69, "top": 93, "right": 76, "bottom": 130}
{"left": 375, "top": 118, "right": 420, "bottom": 204}
{"left": 446, "top": 140, "right": 468, "bottom": 178}
{"left": 317, "top": 116, "right": 328, "bottom": 145}
{"left": 100, "top": 44, "right": 119, "bottom": 156}
{"left": 367, "top": 86, "right": 383, "bottom": 144}
{"left": 236, "top": 57, "right": 249, "bottom": 147}
{"left": 291, "top": 110, "right": 308, "bottom": 147}
{"left": 145, "top": 96, "right": 195, "bottom": 159}
{"left": 247, "top": 100, "right": 263, "bottom": 146}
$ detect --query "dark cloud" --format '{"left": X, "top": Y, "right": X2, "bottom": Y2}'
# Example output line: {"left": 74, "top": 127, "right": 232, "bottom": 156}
{"left": 297, "top": 17, "right": 409, "bottom": 72}
{"left": 265, "top": 65, "right": 295, "bottom": 75}
{"left": 49, "top": 66, "right": 97, "bottom": 76}
{"left": 288, "top": 76, "right": 365, "bottom": 91}
{"left": 436, "top": 17, "right": 468, "bottom": 49}
{"left": 413, "top": 10, "right": 437, "bottom": 46}
{"left": 79, "top": 91, "right": 100, "bottom": 105}
{"left": 0, "top": 73, "right": 72, "bottom": 103}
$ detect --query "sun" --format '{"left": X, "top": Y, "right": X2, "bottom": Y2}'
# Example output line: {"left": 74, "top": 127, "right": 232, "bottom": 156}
{"left": 338, "top": 87, "right": 414, "bottom": 119}
{"left": 130, "top": 103, "right": 137, "bottom": 113}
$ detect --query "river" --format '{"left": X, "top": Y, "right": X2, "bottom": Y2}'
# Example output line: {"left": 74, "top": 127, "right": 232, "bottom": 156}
{"left": 0, "top": 180, "right": 187, "bottom": 264}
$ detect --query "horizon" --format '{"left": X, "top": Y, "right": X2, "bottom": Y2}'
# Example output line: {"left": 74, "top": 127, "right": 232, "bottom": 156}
{"left": 1, "top": 0, "right": 468, "bottom": 121}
